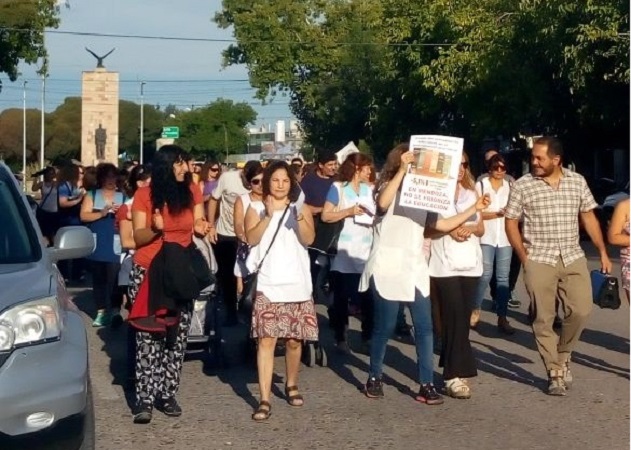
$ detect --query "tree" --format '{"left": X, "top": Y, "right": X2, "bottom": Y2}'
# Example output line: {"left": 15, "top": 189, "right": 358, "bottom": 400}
{"left": 164, "top": 99, "right": 257, "bottom": 161}
{"left": 118, "top": 100, "right": 163, "bottom": 158}
{"left": 216, "top": 0, "right": 629, "bottom": 161}
{"left": 0, "top": 0, "right": 60, "bottom": 93}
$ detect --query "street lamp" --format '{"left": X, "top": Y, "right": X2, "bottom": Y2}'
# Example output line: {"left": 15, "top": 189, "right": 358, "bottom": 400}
{"left": 40, "top": 70, "right": 46, "bottom": 171}
{"left": 139, "top": 81, "right": 146, "bottom": 164}
{"left": 22, "top": 81, "right": 28, "bottom": 192}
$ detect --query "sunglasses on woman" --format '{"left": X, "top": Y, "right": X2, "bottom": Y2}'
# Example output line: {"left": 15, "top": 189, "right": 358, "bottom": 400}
{"left": 461, "top": 162, "right": 469, "bottom": 169}
{"left": 250, "top": 178, "right": 262, "bottom": 186}
{"left": 209, "top": 167, "right": 220, "bottom": 172}
{"left": 492, "top": 165, "right": 506, "bottom": 172}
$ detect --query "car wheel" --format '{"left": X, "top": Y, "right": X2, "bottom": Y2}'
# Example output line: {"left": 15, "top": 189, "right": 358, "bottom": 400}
{"left": 79, "top": 381, "right": 95, "bottom": 450}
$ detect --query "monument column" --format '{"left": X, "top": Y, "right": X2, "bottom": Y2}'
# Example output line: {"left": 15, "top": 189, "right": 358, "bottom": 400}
{"left": 81, "top": 68, "right": 119, "bottom": 165}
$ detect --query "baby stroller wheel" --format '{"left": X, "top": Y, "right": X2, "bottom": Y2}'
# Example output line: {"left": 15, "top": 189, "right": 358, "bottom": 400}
{"left": 301, "top": 342, "right": 317, "bottom": 367}
{"left": 315, "top": 344, "right": 328, "bottom": 367}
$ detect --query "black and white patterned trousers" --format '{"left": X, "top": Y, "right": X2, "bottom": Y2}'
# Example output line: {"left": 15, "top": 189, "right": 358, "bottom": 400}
{"left": 128, "top": 263, "right": 191, "bottom": 406}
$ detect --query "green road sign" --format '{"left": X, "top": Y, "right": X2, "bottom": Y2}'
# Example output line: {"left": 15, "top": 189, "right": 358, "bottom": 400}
{"left": 161, "top": 126, "right": 179, "bottom": 139}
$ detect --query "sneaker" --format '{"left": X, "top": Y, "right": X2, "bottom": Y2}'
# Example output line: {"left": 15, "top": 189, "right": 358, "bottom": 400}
{"left": 562, "top": 362, "right": 573, "bottom": 389}
{"left": 415, "top": 383, "right": 444, "bottom": 405}
{"left": 92, "top": 311, "right": 110, "bottom": 327}
{"left": 365, "top": 376, "right": 384, "bottom": 399}
{"left": 547, "top": 370, "right": 567, "bottom": 396}
{"left": 156, "top": 396, "right": 182, "bottom": 417}
{"left": 508, "top": 293, "right": 522, "bottom": 309}
{"left": 133, "top": 402, "right": 152, "bottom": 424}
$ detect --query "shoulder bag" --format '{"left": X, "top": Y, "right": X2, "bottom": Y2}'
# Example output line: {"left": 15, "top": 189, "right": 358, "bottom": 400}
{"left": 238, "top": 204, "right": 290, "bottom": 313}
{"left": 310, "top": 182, "right": 345, "bottom": 255}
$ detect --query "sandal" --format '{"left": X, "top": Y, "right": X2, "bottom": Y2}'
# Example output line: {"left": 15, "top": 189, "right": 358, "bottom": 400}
{"left": 445, "top": 378, "right": 471, "bottom": 399}
{"left": 284, "top": 385, "right": 304, "bottom": 407}
{"left": 251, "top": 401, "right": 272, "bottom": 421}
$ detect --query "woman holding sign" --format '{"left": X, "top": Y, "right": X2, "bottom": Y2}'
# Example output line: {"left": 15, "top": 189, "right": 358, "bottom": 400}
{"left": 427, "top": 152, "right": 484, "bottom": 399}
{"left": 360, "top": 145, "right": 490, "bottom": 404}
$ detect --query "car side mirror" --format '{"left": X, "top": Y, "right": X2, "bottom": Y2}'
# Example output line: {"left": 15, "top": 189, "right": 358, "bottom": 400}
{"left": 49, "top": 226, "right": 95, "bottom": 261}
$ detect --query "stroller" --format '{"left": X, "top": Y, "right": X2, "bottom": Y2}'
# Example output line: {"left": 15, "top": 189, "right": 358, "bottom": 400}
{"left": 187, "top": 236, "right": 224, "bottom": 367}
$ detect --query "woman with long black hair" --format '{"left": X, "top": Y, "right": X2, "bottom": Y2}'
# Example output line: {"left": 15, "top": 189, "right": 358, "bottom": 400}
{"left": 129, "top": 145, "right": 212, "bottom": 424}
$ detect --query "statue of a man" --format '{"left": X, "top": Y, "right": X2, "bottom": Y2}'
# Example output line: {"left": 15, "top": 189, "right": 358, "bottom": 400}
{"left": 95, "top": 124, "right": 107, "bottom": 160}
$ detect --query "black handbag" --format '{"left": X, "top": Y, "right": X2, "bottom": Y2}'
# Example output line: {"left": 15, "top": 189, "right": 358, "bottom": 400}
{"left": 590, "top": 270, "right": 621, "bottom": 310}
{"left": 239, "top": 205, "right": 290, "bottom": 313}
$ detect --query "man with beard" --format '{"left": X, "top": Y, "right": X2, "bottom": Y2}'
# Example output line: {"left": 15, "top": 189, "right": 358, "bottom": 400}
{"left": 504, "top": 136, "right": 612, "bottom": 396}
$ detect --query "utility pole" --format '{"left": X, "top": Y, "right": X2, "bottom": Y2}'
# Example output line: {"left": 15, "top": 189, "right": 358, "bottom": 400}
{"left": 22, "top": 81, "right": 28, "bottom": 192}
{"left": 139, "top": 81, "right": 146, "bottom": 164}
{"left": 222, "top": 123, "right": 228, "bottom": 162}
{"left": 40, "top": 72, "right": 45, "bottom": 170}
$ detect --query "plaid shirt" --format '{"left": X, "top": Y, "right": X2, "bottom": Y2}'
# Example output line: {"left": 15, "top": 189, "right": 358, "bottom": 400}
{"left": 504, "top": 169, "right": 597, "bottom": 267}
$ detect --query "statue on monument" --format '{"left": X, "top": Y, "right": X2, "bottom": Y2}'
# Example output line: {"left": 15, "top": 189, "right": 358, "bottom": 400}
{"left": 95, "top": 124, "right": 107, "bottom": 160}
{"left": 85, "top": 47, "right": 116, "bottom": 69}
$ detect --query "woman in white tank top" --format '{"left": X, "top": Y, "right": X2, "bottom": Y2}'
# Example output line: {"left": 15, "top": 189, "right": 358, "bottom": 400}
{"left": 232, "top": 162, "right": 264, "bottom": 297}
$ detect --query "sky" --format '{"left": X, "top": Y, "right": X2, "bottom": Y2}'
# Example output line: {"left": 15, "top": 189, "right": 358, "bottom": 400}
{"left": 0, "top": 0, "right": 293, "bottom": 128}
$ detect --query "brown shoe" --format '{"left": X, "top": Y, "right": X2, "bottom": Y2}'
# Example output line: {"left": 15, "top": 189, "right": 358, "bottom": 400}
{"left": 497, "top": 317, "right": 515, "bottom": 335}
{"left": 470, "top": 309, "right": 481, "bottom": 329}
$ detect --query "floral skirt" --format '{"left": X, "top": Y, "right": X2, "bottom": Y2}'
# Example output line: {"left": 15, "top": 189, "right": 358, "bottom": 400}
{"left": 251, "top": 292, "right": 319, "bottom": 341}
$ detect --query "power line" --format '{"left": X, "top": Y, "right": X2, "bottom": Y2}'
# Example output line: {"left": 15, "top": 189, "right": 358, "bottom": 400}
{"left": 0, "top": 27, "right": 456, "bottom": 47}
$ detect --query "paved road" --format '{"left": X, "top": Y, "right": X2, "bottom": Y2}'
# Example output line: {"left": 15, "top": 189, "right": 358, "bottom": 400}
{"left": 74, "top": 244, "right": 629, "bottom": 450}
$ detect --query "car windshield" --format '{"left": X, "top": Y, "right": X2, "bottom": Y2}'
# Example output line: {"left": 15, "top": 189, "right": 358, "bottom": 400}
{"left": 0, "top": 173, "right": 41, "bottom": 264}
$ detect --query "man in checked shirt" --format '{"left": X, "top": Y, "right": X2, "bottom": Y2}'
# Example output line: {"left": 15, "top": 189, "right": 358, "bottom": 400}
{"left": 504, "top": 136, "right": 612, "bottom": 396}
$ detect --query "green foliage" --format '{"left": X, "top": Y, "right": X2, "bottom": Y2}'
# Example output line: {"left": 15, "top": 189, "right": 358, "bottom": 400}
{"left": 164, "top": 98, "right": 257, "bottom": 161}
{"left": 0, "top": 0, "right": 60, "bottom": 91}
{"left": 216, "top": 0, "right": 629, "bottom": 160}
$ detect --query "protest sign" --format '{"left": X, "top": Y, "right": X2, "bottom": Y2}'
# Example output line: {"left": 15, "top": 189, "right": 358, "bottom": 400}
{"left": 398, "top": 135, "right": 464, "bottom": 214}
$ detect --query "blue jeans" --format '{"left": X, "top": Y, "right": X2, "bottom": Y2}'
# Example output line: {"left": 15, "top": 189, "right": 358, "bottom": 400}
{"left": 369, "top": 280, "right": 434, "bottom": 384}
{"left": 474, "top": 245, "right": 512, "bottom": 317}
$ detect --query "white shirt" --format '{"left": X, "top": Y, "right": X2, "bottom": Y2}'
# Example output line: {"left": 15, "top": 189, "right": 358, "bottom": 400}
{"left": 428, "top": 187, "right": 483, "bottom": 278}
{"left": 246, "top": 202, "right": 312, "bottom": 303}
{"left": 359, "top": 193, "right": 436, "bottom": 301}
{"left": 475, "top": 177, "right": 511, "bottom": 247}
{"left": 212, "top": 170, "right": 249, "bottom": 237}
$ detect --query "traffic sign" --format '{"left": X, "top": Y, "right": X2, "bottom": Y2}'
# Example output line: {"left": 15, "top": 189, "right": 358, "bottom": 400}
{"left": 161, "top": 126, "right": 179, "bottom": 139}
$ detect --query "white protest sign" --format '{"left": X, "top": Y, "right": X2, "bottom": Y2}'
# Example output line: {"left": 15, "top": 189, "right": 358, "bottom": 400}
{"left": 399, "top": 135, "right": 464, "bottom": 214}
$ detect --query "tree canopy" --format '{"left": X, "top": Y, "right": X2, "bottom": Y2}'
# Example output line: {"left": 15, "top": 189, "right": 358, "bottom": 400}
{"left": 215, "top": 0, "right": 630, "bottom": 162}
{"left": 0, "top": 0, "right": 60, "bottom": 92}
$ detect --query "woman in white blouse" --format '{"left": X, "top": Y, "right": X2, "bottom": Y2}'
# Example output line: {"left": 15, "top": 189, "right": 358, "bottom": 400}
{"left": 244, "top": 161, "right": 318, "bottom": 421}
{"left": 360, "top": 145, "right": 490, "bottom": 404}
{"left": 427, "top": 152, "right": 485, "bottom": 399}
{"left": 472, "top": 154, "right": 515, "bottom": 334}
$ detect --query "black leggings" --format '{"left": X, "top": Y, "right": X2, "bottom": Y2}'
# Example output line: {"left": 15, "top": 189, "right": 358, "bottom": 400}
{"left": 91, "top": 261, "right": 123, "bottom": 311}
{"left": 212, "top": 235, "right": 238, "bottom": 320}
{"left": 330, "top": 271, "right": 373, "bottom": 342}
{"left": 432, "top": 276, "right": 478, "bottom": 380}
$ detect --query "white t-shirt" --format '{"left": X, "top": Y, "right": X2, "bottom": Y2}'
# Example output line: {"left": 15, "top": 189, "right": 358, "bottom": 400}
{"left": 212, "top": 170, "right": 249, "bottom": 237}
{"left": 429, "top": 187, "right": 483, "bottom": 278}
{"left": 234, "top": 192, "right": 253, "bottom": 277}
{"left": 475, "top": 177, "right": 511, "bottom": 247}
{"left": 246, "top": 202, "right": 312, "bottom": 303}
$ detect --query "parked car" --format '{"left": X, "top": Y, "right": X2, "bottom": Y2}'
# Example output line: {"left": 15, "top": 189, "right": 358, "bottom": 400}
{"left": 0, "top": 162, "right": 95, "bottom": 450}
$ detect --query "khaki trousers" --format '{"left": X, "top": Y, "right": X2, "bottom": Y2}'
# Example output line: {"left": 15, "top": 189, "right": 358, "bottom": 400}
{"left": 523, "top": 257, "right": 593, "bottom": 372}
